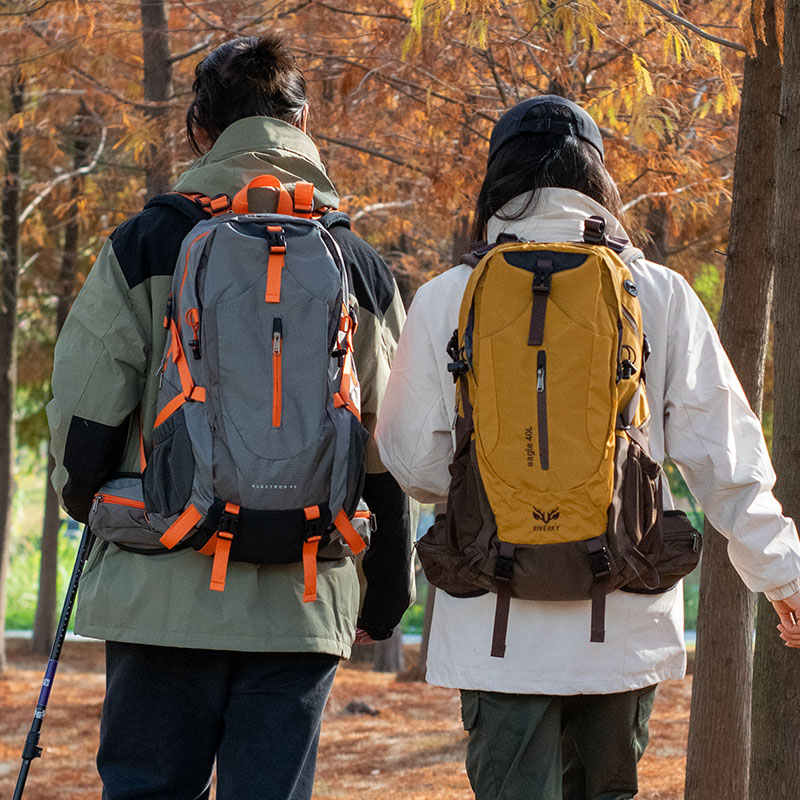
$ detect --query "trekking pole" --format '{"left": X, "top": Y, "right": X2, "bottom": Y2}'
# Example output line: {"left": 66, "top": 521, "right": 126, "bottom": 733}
{"left": 12, "top": 524, "right": 94, "bottom": 800}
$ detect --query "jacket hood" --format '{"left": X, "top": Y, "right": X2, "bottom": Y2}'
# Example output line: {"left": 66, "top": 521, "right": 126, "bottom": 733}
{"left": 487, "top": 187, "right": 631, "bottom": 246}
{"left": 173, "top": 116, "right": 339, "bottom": 210}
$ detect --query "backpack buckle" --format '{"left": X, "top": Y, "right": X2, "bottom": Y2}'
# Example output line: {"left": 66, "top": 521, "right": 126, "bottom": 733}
{"left": 532, "top": 261, "right": 553, "bottom": 293}
{"left": 586, "top": 540, "right": 612, "bottom": 580}
{"left": 218, "top": 505, "right": 239, "bottom": 537}
{"left": 494, "top": 553, "right": 515, "bottom": 582}
{"left": 265, "top": 226, "right": 286, "bottom": 252}
{"left": 196, "top": 194, "right": 231, "bottom": 215}
{"left": 583, "top": 215, "right": 607, "bottom": 246}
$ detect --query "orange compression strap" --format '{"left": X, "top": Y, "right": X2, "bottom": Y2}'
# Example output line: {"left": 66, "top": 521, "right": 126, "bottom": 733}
{"left": 293, "top": 181, "right": 314, "bottom": 218}
{"left": 333, "top": 510, "right": 367, "bottom": 555}
{"left": 160, "top": 505, "right": 202, "bottom": 549}
{"left": 265, "top": 226, "right": 285, "bottom": 303}
{"left": 197, "top": 534, "right": 218, "bottom": 556}
{"left": 175, "top": 192, "right": 231, "bottom": 216}
{"left": 153, "top": 385, "right": 206, "bottom": 429}
{"left": 302, "top": 505, "right": 323, "bottom": 603}
{"left": 333, "top": 350, "right": 360, "bottom": 421}
{"left": 303, "top": 536, "right": 322, "bottom": 602}
{"left": 209, "top": 531, "right": 233, "bottom": 592}
{"left": 209, "top": 503, "right": 240, "bottom": 592}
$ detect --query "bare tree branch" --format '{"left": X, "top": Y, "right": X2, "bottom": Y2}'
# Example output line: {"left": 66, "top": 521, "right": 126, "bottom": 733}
{"left": 621, "top": 171, "right": 732, "bottom": 213}
{"left": 314, "top": 133, "right": 428, "bottom": 174}
{"left": 638, "top": 0, "right": 746, "bottom": 52}
{"left": 351, "top": 200, "right": 414, "bottom": 223}
{"left": 169, "top": 33, "right": 215, "bottom": 64}
{"left": 19, "top": 120, "right": 108, "bottom": 225}
{"left": 311, "top": 0, "right": 408, "bottom": 23}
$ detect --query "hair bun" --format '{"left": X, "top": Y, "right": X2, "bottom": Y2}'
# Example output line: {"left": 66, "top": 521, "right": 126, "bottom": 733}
{"left": 226, "top": 35, "right": 297, "bottom": 83}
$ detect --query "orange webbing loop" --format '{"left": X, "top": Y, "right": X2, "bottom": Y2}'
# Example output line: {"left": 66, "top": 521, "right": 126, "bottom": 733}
{"left": 209, "top": 531, "right": 233, "bottom": 592}
{"left": 154, "top": 385, "right": 206, "bottom": 429}
{"left": 231, "top": 175, "right": 293, "bottom": 215}
{"left": 160, "top": 505, "right": 202, "bottom": 549}
{"left": 303, "top": 536, "right": 322, "bottom": 602}
{"left": 293, "top": 182, "right": 314, "bottom": 218}
{"left": 265, "top": 226, "right": 285, "bottom": 303}
{"left": 197, "top": 534, "right": 218, "bottom": 556}
{"left": 208, "top": 503, "right": 240, "bottom": 593}
{"left": 301, "top": 506, "right": 323, "bottom": 603}
{"left": 174, "top": 192, "right": 232, "bottom": 216}
{"left": 333, "top": 351, "right": 361, "bottom": 421}
{"left": 333, "top": 510, "right": 367, "bottom": 555}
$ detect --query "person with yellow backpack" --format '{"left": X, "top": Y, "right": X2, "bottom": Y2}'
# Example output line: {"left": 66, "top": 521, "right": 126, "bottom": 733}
{"left": 375, "top": 96, "right": 800, "bottom": 800}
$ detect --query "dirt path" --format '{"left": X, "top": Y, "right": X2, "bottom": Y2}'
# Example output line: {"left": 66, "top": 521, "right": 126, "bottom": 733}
{"left": 0, "top": 639, "right": 689, "bottom": 799}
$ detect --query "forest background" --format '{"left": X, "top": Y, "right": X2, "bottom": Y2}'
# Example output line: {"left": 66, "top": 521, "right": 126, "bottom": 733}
{"left": 0, "top": 1, "right": 799, "bottom": 798}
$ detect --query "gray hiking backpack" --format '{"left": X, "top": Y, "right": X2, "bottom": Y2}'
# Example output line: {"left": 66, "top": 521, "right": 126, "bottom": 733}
{"left": 88, "top": 177, "right": 372, "bottom": 600}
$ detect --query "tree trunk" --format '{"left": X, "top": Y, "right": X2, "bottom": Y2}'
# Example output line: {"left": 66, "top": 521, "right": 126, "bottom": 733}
{"left": 685, "top": 5, "right": 780, "bottom": 798}
{"left": 0, "top": 69, "right": 24, "bottom": 673}
{"left": 749, "top": 5, "right": 800, "bottom": 797}
{"left": 372, "top": 625, "right": 405, "bottom": 673}
{"left": 641, "top": 201, "right": 669, "bottom": 265}
{"left": 140, "top": 0, "right": 173, "bottom": 199}
{"left": 31, "top": 110, "right": 91, "bottom": 655}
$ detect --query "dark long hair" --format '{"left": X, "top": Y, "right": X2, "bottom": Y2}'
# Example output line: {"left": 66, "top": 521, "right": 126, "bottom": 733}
{"left": 186, "top": 35, "right": 307, "bottom": 155}
{"left": 471, "top": 102, "right": 622, "bottom": 241}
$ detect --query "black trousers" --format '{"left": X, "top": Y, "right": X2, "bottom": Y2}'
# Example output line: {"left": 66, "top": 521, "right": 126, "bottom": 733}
{"left": 99, "top": 641, "right": 339, "bottom": 800}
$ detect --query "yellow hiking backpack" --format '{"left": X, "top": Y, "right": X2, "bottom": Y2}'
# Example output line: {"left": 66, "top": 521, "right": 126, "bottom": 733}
{"left": 416, "top": 216, "right": 701, "bottom": 657}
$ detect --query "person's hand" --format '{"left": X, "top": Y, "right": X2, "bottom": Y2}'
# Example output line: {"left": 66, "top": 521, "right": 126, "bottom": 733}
{"left": 354, "top": 628, "right": 376, "bottom": 645}
{"left": 772, "top": 590, "right": 800, "bottom": 648}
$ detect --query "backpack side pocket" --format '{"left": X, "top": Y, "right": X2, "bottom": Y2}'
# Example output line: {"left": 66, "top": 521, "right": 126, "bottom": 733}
{"left": 621, "top": 510, "right": 702, "bottom": 594}
{"left": 89, "top": 476, "right": 164, "bottom": 551}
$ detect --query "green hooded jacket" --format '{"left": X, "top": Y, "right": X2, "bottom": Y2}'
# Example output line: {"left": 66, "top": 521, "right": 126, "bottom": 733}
{"left": 47, "top": 117, "right": 409, "bottom": 655}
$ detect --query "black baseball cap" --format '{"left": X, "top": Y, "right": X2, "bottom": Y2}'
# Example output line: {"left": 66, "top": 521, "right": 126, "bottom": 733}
{"left": 487, "top": 95, "right": 604, "bottom": 165}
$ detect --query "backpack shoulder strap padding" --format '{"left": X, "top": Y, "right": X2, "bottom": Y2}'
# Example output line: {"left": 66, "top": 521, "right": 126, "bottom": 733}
{"left": 143, "top": 192, "right": 214, "bottom": 226}
{"left": 318, "top": 210, "right": 351, "bottom": 230}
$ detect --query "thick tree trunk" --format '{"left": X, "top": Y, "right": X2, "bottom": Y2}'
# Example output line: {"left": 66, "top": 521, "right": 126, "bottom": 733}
{"left": 685, "top": 4, "right": 780, "bottom": 799}
{"left": 140, "top": 0, "right": 173, "bottom": 199}
{"left": 0, "top": 69, "right": 24, "bottom": 673}
{"left": 749, "top": 5, "right": 800, "bottom": 797}
{"left": 31, "top": 111, "right": 91, "bottom": 654}
{"left": 372, "top": 625, "right": 405, "bottom": 673}
{"left": 641, "top": 201, "right": 669, "bottom": 265}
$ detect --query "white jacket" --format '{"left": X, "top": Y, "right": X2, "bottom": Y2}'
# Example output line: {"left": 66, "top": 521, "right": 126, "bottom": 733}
{"left": 376, "top": 187, "right": 800, "bottom": 694}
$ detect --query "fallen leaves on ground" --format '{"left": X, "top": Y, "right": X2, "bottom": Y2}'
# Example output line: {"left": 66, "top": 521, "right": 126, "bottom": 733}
{"left": 0, "top": 639, "right": 689, "bottom": 799}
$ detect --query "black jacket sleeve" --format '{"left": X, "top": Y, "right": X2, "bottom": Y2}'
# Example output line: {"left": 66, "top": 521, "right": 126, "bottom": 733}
{"left": 328, "top": 220, "right": 413, "bottom": 640}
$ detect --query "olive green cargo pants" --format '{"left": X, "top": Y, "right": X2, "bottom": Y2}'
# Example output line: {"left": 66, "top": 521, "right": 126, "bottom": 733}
{"left": 460, "top": 685, "right": 657, "bottom": 800}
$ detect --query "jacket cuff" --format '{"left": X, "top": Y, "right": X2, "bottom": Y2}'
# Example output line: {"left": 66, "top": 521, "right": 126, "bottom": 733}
{"left": 356, "top": 618, "right": 396, "bottom": 641}
{"left": 764, "top": 579, "right": 800, "bottom": 602}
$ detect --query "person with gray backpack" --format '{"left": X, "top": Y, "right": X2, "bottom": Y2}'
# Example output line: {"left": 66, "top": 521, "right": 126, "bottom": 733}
{"left": 47, "top": 35, "right": 411, "bottom": 800}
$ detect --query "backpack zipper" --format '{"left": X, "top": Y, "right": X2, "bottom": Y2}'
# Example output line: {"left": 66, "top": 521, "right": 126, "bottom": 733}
{"left": 536, "top": 350, "right": 549, "bottom": 470}
{"left": 272, "top": 317, "right": 283, "bottom": 427}
{"left": 91, "top": 493, "right": 146, "bottom": 515}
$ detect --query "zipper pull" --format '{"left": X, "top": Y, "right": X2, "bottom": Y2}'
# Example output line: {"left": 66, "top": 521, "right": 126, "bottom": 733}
{"left": 186, "top": 308, "right": 201, "bottom": 360}
{"left": 537, "top": 365, "right": 545, "bottom": 392}
{"left": 163, "top": 293, "right": 173, "bottom": 329}
{"left": 91, "top": 495, "right": 102, "bottom": 515}
{"left": 272, "top": 318, "right": 283, "bottom": 355}
{"left": 692, "top": 531, "right": 700, "bottom": 553}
